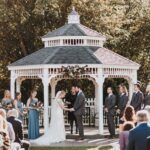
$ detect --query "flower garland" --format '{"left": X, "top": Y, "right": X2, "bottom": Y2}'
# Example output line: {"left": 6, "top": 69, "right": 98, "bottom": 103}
{"left": 60, "top": 65, "right": 88, "bottom": 78}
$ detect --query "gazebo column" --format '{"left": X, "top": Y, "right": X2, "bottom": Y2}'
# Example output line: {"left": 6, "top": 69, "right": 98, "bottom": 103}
{"left": 10, "top": 70, "right": 16, "bottom": 99}
{"left": 50, "top": 79, "right": 57, "bottom": 100}
{"left": 42, "top": 68, "right": 49, "bottom": 133}
{"left": 95, "top": 83, "right": 99, "bottom": 127}
{"left": 97, "top": 68, "right": 104, "bottom": 134}
{"left": 16, "top": 78, "right": 22, "bottom": 93}
{"left": 128, "top": 70, "right": 138, "bottom": 103}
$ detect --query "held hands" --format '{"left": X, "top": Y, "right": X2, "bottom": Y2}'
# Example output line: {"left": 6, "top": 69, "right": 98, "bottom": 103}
{"left": 104, "top": 108, "right": 108, "bottom": 113}
{"left": 69, "top": 108, "right": 75, "bottom": 112}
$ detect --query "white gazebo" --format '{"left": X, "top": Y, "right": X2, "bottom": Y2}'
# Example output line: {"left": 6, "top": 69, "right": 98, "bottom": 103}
{"left": 8, "top": 8, "right": 140, "bottom": 135}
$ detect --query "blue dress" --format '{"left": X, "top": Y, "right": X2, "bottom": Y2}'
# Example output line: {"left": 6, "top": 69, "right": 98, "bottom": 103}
{"left": 16, "top": 100, "right": 24, "bottom": 121}
{"left": 28, "top": 99, "right": 40, "bottom": 139}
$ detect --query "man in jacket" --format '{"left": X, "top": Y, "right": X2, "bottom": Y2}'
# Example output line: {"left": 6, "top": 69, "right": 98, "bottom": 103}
{"left": 127, "top": 110, "right": 150, "bottom": 150}
{"left": 104, "top": 87, "right": 116, "bottom": 138}
{"left": 71, "top": 84, "right": 85, "bottom": 141}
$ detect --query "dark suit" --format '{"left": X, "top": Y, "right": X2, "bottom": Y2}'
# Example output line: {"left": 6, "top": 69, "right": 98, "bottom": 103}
{"left": 73, "top": 91, "right": 85, "bottom": 138}
{"left": 7, "top": 116, "right": 30, "bottom": 150}
{"left": 127, "top": 123, "right": 150, "bottom": 150}
{"left": 130, "top": 91, "right": 144, "bottom": 112}
{"left": 118, "top": 94, "right": 128, "bottom": 117}
{"left": 144, "top": 94, "right": 150, "bottom": 107}
{"left": 147, "top": 136, "right": 150, "bottom": 150}
{"left": 105, "top": 94, "right": 116, "bottom": 136}
{"left": 65, "top": 92, "right": 78, "bottom": 134}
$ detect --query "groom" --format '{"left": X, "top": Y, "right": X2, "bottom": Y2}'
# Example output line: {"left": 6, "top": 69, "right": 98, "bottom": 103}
{"left": 71, "top": 84, "right": 85, "bottom": 140}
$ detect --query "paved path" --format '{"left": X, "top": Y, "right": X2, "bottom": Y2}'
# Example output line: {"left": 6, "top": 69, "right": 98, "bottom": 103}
{"left": 31, "top": 127, "right": 119, "bottom": 148}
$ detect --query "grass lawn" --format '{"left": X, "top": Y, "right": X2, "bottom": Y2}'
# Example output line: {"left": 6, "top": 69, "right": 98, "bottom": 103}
{"left": 30, "top": 146, "right": 113, "bottom": 150}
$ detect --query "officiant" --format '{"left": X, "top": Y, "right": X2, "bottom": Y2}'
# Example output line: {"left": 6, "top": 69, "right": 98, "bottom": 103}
{"left": 65, "top": 86, "right": 78, "bottom": 134}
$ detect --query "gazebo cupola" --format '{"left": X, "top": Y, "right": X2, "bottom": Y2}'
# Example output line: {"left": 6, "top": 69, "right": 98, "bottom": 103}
{"left": 42, "top": 7, "right": 106, "bottom": 48}
{"left": 68, "top": 6, "right": 80, "bottom": 24}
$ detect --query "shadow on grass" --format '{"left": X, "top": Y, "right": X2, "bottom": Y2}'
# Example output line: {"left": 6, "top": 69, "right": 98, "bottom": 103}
{"left": 30, "top": 146, "right": 113, "bottom": 150}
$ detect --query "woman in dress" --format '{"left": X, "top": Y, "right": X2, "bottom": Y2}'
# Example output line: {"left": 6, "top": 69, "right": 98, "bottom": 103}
{"left": 1, "top": 90, "right": 13, "bottom": 112}
{"left": 117, "top": 85, "right": 129, "bottom": 118}
{"left": 14, "top": 92, "right": 24, "bottom": 121}
{"left": 26, "top": 90, "right": 40, "bottom": 139}
{"left": 31, "top": 90, "right": 71, "bottom": 145}
{"left": 119, "top": 106, "right": 136, "bottom": 131}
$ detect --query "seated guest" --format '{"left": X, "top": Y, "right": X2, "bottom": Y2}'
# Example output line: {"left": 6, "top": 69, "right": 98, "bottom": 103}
{"left": 119, "top": 106, "right": 136, "bottom": 131}
{"left": 119, "top": 122, "right": 135, "bottom": 150}
{"left": 7, "top": 109, "right": 30, "bottom": 150}
{"left": 127, "top": 110, "right": 150, "bottom": 150}
{"left": 0, "top": 113, "right": 10, "bottom": 150}
{"left": 0, "top": 109, "right": 15, "bottom": 143}
{"left": 144, "top": 85, "right": 150, "bottom": 108}
{"left": 144, "top": 105, "right": 150, "bottom": 125}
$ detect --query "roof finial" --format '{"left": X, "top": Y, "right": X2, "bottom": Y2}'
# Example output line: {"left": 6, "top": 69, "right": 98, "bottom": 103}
{"left": 72, "top": 6, "right": 75, "bottom": 11}
{"left": 68, "top": 6, "right": 80, "bottom": 24}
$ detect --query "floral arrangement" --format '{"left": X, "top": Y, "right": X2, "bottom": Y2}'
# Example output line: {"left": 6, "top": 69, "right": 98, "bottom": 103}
{"left": 60, "top": 65, "right": 88, "bottom": 78}
{"left": 30, "top": 101, "right": 43, "bottom": 112}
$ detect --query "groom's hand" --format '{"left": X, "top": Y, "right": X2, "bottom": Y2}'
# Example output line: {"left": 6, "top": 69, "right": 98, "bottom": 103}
{"left": 70, "top": 108, "right": 75, "bottom": 112}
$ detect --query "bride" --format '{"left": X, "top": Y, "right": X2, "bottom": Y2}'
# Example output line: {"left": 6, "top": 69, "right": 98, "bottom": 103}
{"left": 31, "top": 90, "right": 71, "bottom": 145}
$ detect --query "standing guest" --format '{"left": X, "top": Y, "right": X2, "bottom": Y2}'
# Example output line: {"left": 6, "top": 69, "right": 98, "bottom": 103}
{"left": 1, "top": 90, "right": 13, "bottom": 111}
{"left": 144, "top": 85, "right": 150, "bottom": 108}
{"left": 127, "top": 110, "right": 150, "bottom": 150}
{"left": 104, "top": 87, "right": 116, "bottom": 138}
{"left": 117, "top": 85, "right": 129, "bottom": 118}
{"left": 119, "top": 106, "right": 136, "bottom": 131}
{"left": 65, "top": 86, "right": 78, "bottom": 134}
{"left": 144, "top": 105, "right": 150, "bottom": 125}
{"left": 71, "top": 84, "right": 85, "bottom": 141}
{"left": 130, "top": 82, "right": 144, "bottom": 112}
{"left": 7, "top": 109, "right": 30, "bottom": 150}
{"left": 14, "top": 92, "right": 24, "bottom": 121}
{"left": 119, "top": 122, "right": 135, "bottom": 150}
{"left": 26, "top": 90, "right": 39, "bottom": 139}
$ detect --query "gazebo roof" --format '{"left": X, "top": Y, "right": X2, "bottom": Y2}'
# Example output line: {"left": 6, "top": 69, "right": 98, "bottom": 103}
{"left": 9, "top": 46, "right": 101, "bottom": 66}
{"left": 43, "top": 24, "right": 104, "bottom": 38}
{"left": 9, "top": 46, "right": 140, "bottom": 67}
{"left": 8, "top": 8, "right": 140, "bottom": 69}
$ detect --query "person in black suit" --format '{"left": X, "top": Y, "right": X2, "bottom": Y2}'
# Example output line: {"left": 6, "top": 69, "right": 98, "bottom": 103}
{"left": 65, "top": 86, "right": 78, "bottom": 134}
{"left": 144, "top": 85, "right": 150, "bottom": 107}
{"left": 130, "top": 83, "right": 144, "bottom": 112}
{"left": 117, "top": 85, "right": 129, "bottom": 118}
{"left": 127, "top": 110, "right": 150, "bottom": 150}
{"left": 104, "top": 87, "right": 116, "bottom": 138}
{"left": 7, "top": 109, "right": 30, "bottom": 150}
{"left": 71, "top": 84, "right": 85, "bottom": 141}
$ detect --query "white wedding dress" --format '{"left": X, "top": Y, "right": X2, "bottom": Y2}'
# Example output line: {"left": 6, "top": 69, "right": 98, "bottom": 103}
{"left": 30, "top": 91, "right": 66, "bottom": 145}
